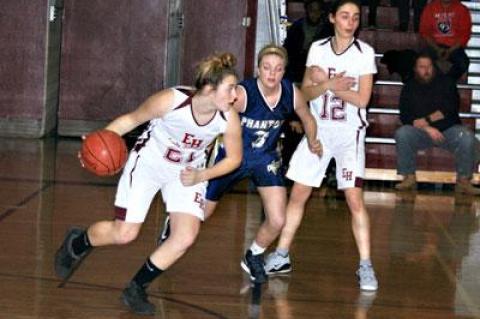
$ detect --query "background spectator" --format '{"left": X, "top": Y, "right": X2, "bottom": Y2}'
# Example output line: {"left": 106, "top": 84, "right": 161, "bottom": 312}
{"left": 394, "top": 53, "right": 479, "bottom": 195}
{"left": 419, "top": 0, "right": 472, "bottom": 80}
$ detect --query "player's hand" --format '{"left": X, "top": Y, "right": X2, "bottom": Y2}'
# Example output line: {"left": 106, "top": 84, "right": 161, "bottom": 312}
{"left": 180, "top": 166, "right": 202, "bottom": 186}
{"left": 328, "top": 71, "right": 356, "bottom": 91}
{"left": 307, "top": 138, "right": 323, "bottom": 156}
{"left": 309, "top": 66, "right": 328, "bottom": 83}
{"left": 424, "top": 126, "right": 445, "bottom": 143}
{"left": 289, "top": 121, "right": 304, "bottom": 134}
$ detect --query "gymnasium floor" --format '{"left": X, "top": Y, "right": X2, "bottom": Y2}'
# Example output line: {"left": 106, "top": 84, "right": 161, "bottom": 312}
{"left": 0, "top": 137, "right": 479, "bottom": 319}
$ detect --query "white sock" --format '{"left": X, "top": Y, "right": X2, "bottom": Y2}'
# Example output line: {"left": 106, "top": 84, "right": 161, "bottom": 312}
{"left": 249, "top": 241, "right": 265, "bottom": 255}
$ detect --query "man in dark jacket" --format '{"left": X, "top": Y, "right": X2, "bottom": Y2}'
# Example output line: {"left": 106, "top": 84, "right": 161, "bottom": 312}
{"left": 394, "top": 53, "right": 479, "bottom": 194}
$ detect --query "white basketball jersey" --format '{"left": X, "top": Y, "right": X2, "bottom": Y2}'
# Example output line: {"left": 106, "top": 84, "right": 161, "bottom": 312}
{"left": 133, "top": 87, "right": 229, "bottom": 170}
{"left": 306, "top": 37, "right": 377, "bottom": 130}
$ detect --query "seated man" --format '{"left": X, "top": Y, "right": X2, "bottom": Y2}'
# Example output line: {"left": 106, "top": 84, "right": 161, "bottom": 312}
{"left": 395, "top": 53, "right": 479, "bottom": 195}
{"left": 419, "top": 0, "right": 471, "bottom": 81}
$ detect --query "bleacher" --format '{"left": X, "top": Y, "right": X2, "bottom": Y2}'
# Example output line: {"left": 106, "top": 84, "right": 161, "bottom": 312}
{"left": 287, "top": 1, "right": 480, "bottom": 185}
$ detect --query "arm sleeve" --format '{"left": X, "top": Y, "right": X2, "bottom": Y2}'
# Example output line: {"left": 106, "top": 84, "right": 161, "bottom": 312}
{"left": 457, "top": 6, "right": 472, "bottom": 47}
{"left": 437, "top": 79, "right": 460, "bottom": 120}
{"left": 399, "top": 85, "right": 415, "bottom": 125}
{"left": 419, "top": 5, "right": 433, "bottom": 40}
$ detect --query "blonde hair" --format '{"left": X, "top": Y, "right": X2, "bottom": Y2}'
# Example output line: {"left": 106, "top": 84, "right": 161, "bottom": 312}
{"left": 257, "top": 44, "right": 288, "bottom": 66}
{"left": 195, "top": 52, "right": 238, "bottom": 90}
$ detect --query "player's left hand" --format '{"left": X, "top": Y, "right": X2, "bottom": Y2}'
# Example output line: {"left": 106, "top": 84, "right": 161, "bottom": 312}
{"left": 307, "top": 138, "right": 323, "bottom": 156}
{"left": 180, "top": 166, "right": 202, "bottom": 186}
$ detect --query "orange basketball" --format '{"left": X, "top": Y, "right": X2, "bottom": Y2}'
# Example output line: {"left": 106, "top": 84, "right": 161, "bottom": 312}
{"left": 80, "top": 130, "right": 128, "bottom": 176}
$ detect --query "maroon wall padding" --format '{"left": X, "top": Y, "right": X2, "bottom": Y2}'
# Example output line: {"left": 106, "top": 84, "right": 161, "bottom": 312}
{"left": 181, "top": 0, "right": 248, "bottom": 84}
{"left": 59, "top": 0, "right": 168, "bottom": 122}
{"left": 0, "top": 2, "right": 48, "bottom": 119}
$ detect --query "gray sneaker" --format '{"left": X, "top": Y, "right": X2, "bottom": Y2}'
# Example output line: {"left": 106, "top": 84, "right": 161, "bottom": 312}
{"left": 356, "top": 265, "right": 378, "bottom": 291}
{"left": 264, "top": 251, "right": 292, "bottom": 275}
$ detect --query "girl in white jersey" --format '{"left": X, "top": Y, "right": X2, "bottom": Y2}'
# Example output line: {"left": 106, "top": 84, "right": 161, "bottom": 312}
{"left": 265, "top": 0, "right": 379, "bottom": 292}
{"left": 54, "top": 53, "right": 242, "bottom": 315}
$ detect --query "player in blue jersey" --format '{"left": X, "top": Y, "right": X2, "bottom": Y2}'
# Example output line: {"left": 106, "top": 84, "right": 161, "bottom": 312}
{"left": 204, "top": 44, "right": 322, "bottom": 284}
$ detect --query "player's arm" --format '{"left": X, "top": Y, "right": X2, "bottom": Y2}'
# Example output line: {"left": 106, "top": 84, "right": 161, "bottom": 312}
{"left": 301, "top": 66, "right": 330, "bottom": 101}
{"left": 293, "top": 86, "right": 322, "bottom": 155}
{"left": 301, "top": 66, "right": 356, "bottom": 101}
{"left": 105, "top": 89, "right": 174, "bottom": 136}
{"left": 181, "top": 110, "right": 243, "bottom": 186}
{"left": 332, "top": 73, "right": 373, "bottom": 108}
{"left": 232, "top": 85, "right": 247, "bottom": 113}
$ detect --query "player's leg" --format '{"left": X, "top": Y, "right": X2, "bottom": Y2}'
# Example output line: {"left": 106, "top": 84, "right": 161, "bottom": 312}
{"left": 122, "top": 212, "right": 201, "bottom": 315}
{"left": 123, "top": 179, "right": 205, "bottom": 315}
{"left": 265, "top": 182, "right": 313, "bottom": 275}
{"left": 241, "top": 186, "right": 287, "bottom": 283}
{"left": 265, "top": 137, "right": 328, "bottom": 275}
{"left": 55, "top": 154, "right": 158, "bottom": 280}
{"left": 336, "top": 130, "right": 377, "bottom": 291}
{"left": 343, "top": 187, "right": 377, "bottom": 291}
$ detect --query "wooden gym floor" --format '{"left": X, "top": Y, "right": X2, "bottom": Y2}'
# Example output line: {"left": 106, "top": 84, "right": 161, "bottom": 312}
{"left": 0, "top": 137, "right": 479, "bottom": 319}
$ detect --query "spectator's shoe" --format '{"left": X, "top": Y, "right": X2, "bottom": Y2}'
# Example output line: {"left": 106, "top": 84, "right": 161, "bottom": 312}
{"left": 455, "top": 180, "right": 480, "bottom": 195}
{"left": 395, "top": 175, "right": 416, "bottom": 191}
{"left": 356, "top": 264, "right": 378, "bottom": 291}
{"left": 156, "top": 215, "right": 171, "bottom": 245}
{"left": 122, "top": 281, "right": 155, "bottom": 315}
{"left": 54, "top": 227, "right": 89, "bottom": 279}
{"left": 241, "top": 250, "right": 267, "bottom": 284}
{"left": 264, "top": 251, "right": 292, "bottom": 275}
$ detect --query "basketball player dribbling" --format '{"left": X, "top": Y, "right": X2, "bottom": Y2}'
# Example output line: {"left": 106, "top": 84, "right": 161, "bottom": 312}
{"left": 265, "top": 0, "right": 379, "bottom": 292}
{"left": 54, "top": 53, "right": 243, "bottom": 315}
{"left": 203, "top": 44, "right": 322, "bottom": 284}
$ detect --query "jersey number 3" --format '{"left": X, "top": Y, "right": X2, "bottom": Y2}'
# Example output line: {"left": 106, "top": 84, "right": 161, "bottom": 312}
{"left": 320, "top": 94, "right": 346, "bottom": 121}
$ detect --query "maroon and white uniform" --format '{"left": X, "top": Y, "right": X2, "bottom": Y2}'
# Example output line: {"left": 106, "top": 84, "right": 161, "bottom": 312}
{"left": 287, "top": 37, "right": 377, "bottom": 189}
{"left": 115, "top": 87, "right": 229, "bottom": 222}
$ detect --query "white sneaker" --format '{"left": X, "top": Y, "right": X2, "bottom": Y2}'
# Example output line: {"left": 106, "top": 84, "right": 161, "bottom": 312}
{"left": 356, "top": 265, "right": 378, "bottom": 291}
{"left": 264, "top": 251, "right": 292, "bottom": 275}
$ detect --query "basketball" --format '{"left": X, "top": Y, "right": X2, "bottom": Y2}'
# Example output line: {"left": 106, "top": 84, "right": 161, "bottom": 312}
{"left": 80, "top": 130, "right": 128, "bottom": 176}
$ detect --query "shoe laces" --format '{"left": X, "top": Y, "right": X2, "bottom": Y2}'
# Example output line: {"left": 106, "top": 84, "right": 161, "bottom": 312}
{"left": 358, "top": 265, "right": 375, "bottom": 281}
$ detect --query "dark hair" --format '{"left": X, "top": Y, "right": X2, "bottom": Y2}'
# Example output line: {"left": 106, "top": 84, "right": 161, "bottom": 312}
{"left": 328, "top": 0, "right": 362, "bottom": 37}
{"left": 194, "top": 52, "right": 238, "bottom": 90}
{"left": 329, "top": 0, "right": 361, "bottom": 15}
{"left": 415, "top": 50, "right": 434, "bottom": 65}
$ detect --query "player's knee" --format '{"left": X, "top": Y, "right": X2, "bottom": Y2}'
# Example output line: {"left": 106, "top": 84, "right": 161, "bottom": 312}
{"left": 269, "top": 213, "right": 286, "bottom": 232}
{"left": 171, "top": 229, "right": 199, "bottom": 252}
{"left": 113, "top": 228, "right": 139, "bottom": 245}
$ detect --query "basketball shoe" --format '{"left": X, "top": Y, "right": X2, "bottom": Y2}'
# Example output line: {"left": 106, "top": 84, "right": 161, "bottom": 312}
{"left": 241, "top": 250, "right": 267, "bottom": 284}
{"left": 122, "top": 281, "right": 155, "bottom": 315}
{"left": 356, "top": 264, "right": 378, "bottom": 291}
{"left": 54, "top": 227, "right": 89, "bottom": 279}
{"left": 264, "top": 251, "right": 292, "bottom": 275}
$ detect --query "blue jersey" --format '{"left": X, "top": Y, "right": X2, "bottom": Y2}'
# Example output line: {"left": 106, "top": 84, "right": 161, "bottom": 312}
{"left": 239, "top": 78, "right": 295, "bottom": 157}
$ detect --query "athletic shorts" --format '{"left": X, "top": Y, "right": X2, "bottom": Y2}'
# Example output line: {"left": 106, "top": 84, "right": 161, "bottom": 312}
{"left": 114, "top": 151, "right": 207, "bottom": 223}
{"left": 206, "top": 147, "right": 285, "bottom": 201}
{"left": 286, "top": 127, "right": 365, "bottom": 189}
